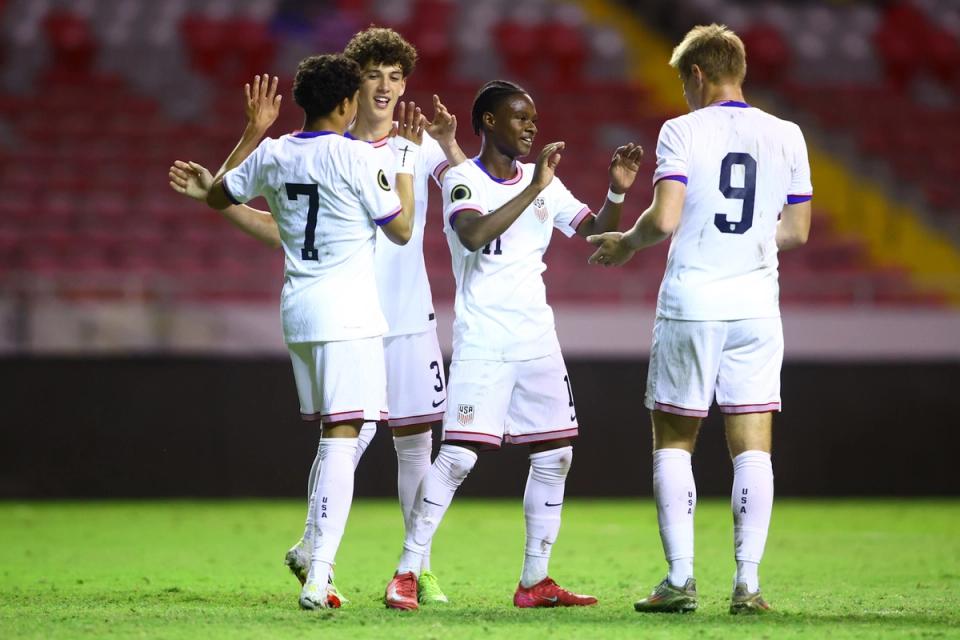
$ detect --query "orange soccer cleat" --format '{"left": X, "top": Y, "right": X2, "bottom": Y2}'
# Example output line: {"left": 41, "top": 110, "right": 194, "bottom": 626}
{"left": 384, "top": 571, "right": 419, "bottom": 611}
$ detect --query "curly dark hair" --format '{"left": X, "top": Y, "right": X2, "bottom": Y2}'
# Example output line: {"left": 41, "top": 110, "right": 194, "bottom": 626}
{"left": 292, "top": 54, "right": 362, "bottom": 121}
{"left": 470, "top": 80, "right": 528, "bottom": 135}
{"left": 343, "top": 26, "right": 418, "bottom": 76}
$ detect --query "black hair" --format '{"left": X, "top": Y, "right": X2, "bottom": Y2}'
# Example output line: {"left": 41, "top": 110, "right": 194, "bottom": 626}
{"left": 292, "top": 54, "right": 362, "bottom": 122}
{"left": 470, "top": 80, "right": 528, "bottom": 135}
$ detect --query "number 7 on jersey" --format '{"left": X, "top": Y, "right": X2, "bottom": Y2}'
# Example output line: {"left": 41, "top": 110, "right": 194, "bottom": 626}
{"left": 286, "top": 182, "right": 320, "bottom": 260}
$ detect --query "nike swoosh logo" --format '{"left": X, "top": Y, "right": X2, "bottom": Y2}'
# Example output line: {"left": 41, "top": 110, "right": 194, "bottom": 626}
{"left": 545, "top": 501, "right": 563, "bottom": 507}
{"left": 386, "top": 585, "right": 401, "bottom": 601}
{"left": 431, "top": 399, "right": 445, "bottom": 408}
{"left": 540, "top": 596, "right": 559, "bottom": 603}
{"left": 423, "top": 497, "right": 444, "bottom": 507}
{"left": 570, "top": 414, "right": 576, "bottom": 422}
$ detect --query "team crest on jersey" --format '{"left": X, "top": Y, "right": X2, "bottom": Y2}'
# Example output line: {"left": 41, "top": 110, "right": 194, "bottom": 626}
{"left": 451, "top": 184, "right": 471, "bottom": 202}
{"left": 457, "top": 404, "right": 475, "bottom": 426}
{"left": 533, "top": 197, "right": 548, "bottom": 223}
{"left": 377, "top": 170, "right": 390, "bottom": 191}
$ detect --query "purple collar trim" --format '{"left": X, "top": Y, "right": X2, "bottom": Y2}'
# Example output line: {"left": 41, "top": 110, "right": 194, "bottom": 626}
{"left": 473, "top": 157, "right": 522, "bottom": 185}
{"left": 293, "top": 130, "right": 338, "bottom": 138}
{"left": 712, "top": 100, "right": 750, "bottom": 108}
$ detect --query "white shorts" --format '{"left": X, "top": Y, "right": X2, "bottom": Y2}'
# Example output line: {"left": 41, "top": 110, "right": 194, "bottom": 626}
{"left": 442, "top": 351, "right": 579, "bottom": 449}
{"left": 645, "top": 317, "right": 783, "bottom": 418}
{"left": 384, "top": 330, "right": 447, "bottom": 428}
{"left": 288, "top": 337, "right": 388, "bottom": 424}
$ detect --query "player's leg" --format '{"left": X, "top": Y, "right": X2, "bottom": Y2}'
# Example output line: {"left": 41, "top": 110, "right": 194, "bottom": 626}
{"left": 635, "top": 319, "right": 722, "bottom": 613}
{"left": 383, "top": 331, "right": 447, "bottom": 602}
{"left": 717, "top": 317, "right": 782, "bottom": 614}
{"left": 290, "top": 337, "right": 387, "bottom": 610}
{"left": 505, "top": 352, "right": 595, "bottom": 608}
{"left": 385, "top": 359, "right": 508, "bottom": 610}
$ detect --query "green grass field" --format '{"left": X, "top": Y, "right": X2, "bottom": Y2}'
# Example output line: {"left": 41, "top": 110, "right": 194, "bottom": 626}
{"left": 1, "top": 499, "right": 958, "bottom": 639}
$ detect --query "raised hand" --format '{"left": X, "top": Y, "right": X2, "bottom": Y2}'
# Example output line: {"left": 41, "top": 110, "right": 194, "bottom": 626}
{"left": 169, "top": 160, "right": 213, "bottom": 202}
{"left": 608, "top": 143, "right": 643, "bottom": 194}
{"left": 425, "top": 94, "right": 457, "bottom": 145}
{"left": 244, "top": 74, "right": 282, "bottom": 134}
{"left": 586, "top": 232, "right": 636, "bottom": 267}
{"left": 531, "top": 141, "right": 565, "bottom": 191}
{"left": 394, "top": 100, "right": 425, "bottom": 145}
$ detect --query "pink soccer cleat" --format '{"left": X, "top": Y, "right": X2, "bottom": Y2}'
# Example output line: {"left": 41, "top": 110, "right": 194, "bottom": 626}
{"left": 384, "top": 571, "right": 419, "bottom": 611}
{"left": 513, "top": 577, "right": 598, "bottom": 608}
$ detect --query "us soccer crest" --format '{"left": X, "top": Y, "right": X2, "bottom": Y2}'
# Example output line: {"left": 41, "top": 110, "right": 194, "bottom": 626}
{"left": 533, "top": 197, "right": 548, "bottom": 223}
{"left": 457, "top": 404, "right": 475, "bottom": 426}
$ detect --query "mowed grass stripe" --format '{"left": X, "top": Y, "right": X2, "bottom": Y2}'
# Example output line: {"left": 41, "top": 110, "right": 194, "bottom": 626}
{"left": 0, "top": 499, "right": 957, "bottom": 639}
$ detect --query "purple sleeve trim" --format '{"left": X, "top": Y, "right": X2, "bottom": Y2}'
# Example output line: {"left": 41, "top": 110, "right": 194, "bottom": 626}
{"left": 221, "top": 179, "right": 243, "bottom": 206}
{"left": 654, "top": 174, "right": 688, "bottom": 186}
{"left": 375, "top": 207, "right": 402, "bottom": 226}
{"left": 787, "top": 194, "right": 812, "bottom": 204}
{"left": 448, "top": 206, "right": 483, "bottom": 228}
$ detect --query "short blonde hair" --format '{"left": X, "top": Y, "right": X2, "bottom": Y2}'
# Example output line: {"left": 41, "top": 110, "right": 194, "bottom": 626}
{"left": 669, "top": 24, "right": 746, "bottom": 84}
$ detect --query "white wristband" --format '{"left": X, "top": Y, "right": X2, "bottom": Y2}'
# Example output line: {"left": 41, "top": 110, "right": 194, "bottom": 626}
{"left": 392, "top": 139, "right": 421, "bottom": 175}
{"left": 606, "top": 187, "right": 625, "bottom": 204}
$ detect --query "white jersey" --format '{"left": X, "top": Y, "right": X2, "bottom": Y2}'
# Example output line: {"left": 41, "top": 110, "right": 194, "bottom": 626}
{"left": 652, "top": 101, "right": 813, "bottom": 321}
{"left": 442, "top": 159, "right": 592, "bottom": 361}
{"left": 223, "top": 131, "right": 402, "bottom": 343}
{"left": 350, "top": 130, "right": 448, "bottom": 337}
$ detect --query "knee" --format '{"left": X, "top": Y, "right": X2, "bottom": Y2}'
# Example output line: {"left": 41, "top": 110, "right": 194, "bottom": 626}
{"left": 530, "top": 445, "right": 573, "bottom": 484}
{"left": 437, "top": 443, "right": 478, "bottom": 482}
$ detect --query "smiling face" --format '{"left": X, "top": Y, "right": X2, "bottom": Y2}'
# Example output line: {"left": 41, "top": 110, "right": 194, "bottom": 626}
{"left": 485, "top": 93, "right": 538, "bottom": 159}
{"left": 357, "top": 62, "right": 407, "bottom": 127}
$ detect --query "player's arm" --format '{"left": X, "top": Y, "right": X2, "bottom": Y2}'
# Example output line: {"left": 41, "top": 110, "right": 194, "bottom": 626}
{"left": 454, "top": 142, "right": 564, "bottom": 252}
{"left": 776, "top": 200, "right": 811, "bottom": 251}
{"left": 169, "top": 160, "right": 281, "bottom": 249}
{"left": 207, "top": 74, "right": 283, "bottom": 210}
{"left": 426, "top": 94, "right": 467, "bottom": 179}
{"left": 379, "top": 101, "right": 424, "bottom": 245}
{"left": 576, "top": 143, "right": 644, "bottom": 238}
{"left": 586, "top": 179, "right": 685, "bottom": 266}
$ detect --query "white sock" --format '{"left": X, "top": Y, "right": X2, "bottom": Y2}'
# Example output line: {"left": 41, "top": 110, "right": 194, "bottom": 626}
{"left": 302, "top": 422, "right": 375, "bottom": 543}
{"left": 732, "top": 450, "right": 773, "bottom": 592}
{"left": 393, "top": 430, "right": 434, "bottom": 573}
{"left": 653, "top": 448, "right": 696, "bottom": 588}
{"left": 397, "top": 444, "right": 477, "bottom": 574}
{"left": 520, "top": 446, "right": 572, "bottom": 588}
{"left": 306, "top": 437, "right": 358, "bottom": 586}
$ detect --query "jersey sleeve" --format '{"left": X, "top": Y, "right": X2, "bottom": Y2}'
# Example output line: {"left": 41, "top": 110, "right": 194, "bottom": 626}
{"left": 550, "top": 176, "right": 592, "bottom": 238}
{"left": 221, "top": 140, "right": 270, "bottom": 205}
{"left": 421, "top": 132, "right": 451, "bottom": 188}
{"left": 353, "top": 142, "right": 403, "bottom": 225}
{"left": 652, "top": 118, "right": 691, "bottom": 187}
{"left": 442, "top": 167, "right": 484, "bottom": 231}
{"left": 786, "top": 124, "right": 813, "bottom": 204}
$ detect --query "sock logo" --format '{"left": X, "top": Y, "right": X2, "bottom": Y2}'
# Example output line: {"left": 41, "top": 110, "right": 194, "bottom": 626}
{"left": 423, "top": 497, "right": 444, "bottom": 507}
{"left": 545, "top": 501, "right": 563, "bottom": 507}
{"left": 740, "top": 488, "right": 748, "bottom": 514}
{"left": 321, "top": 495, "right": 328, "bottom": 519}
{"left": 688, "top": 490, "right": 694, "bottom": 514}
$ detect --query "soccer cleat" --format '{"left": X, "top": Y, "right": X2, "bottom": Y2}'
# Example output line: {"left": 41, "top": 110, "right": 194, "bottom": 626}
{"left": 513, "top": 577, "right": 598, "bottom": 608}
{"left": 298, "top": 581, "right": 342, "bottom": 610}
{"left": 417, "top": 570, "right": 449, "bottom": 604}
{"left": 633, "top": 577, "right": 698, "bottom": 613}
{"left": 384, "top": 571, "right": 419, "bottom": 611}
{"left": 284, "top": 539, "right": 310, "bottom": 586}
{"left": 729, "top": 582, "right": 771, "bottom": 614}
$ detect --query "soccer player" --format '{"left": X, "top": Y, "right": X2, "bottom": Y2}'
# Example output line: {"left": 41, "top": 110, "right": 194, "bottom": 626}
{"left": 201, "top": 53, "right": 423, "bottom": 610}
{"left": 170, "top": 28, "right": 465, "bottom": 605}
{"left": 586, "top": 24, "right": 812, "bottom": 614}
{"left": 383, "top": 80, "right": 644, "bottom": 611}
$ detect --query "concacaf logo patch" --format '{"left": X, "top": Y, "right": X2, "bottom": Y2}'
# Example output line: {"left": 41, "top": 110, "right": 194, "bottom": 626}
{"left": 457, "top": 404, "right": 475, "bottom": 426}
{"left": 451, "top": 184, "right": 471, "bottom": 202}
{"left": 377, "top": 170, "right": 390, "bottom": 191}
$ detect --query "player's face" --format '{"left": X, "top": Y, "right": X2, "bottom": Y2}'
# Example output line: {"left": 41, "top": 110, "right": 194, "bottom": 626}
{"left": 358, "top": 62, "right": 406, "bottom": 123}
{"left": 488, "top": 93, "right": 538, "bottom": 159}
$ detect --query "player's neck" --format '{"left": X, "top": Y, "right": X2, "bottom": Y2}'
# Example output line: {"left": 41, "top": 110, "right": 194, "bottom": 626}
{"left": 476, "top": 146, "right": 519, "bottom": 181}
{"left": 348, "top": 114, "right": 393, "bottom": 143}
{"left": 303, "top": 114, "right": 349, "bottom": 136}
{"left": 701, "top": 83, "right": 745, "bottom": 109}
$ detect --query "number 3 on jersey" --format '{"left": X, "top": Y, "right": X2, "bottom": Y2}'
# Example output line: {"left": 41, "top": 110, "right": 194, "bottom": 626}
{"left": 714, "top": 152, "right": 756, "bottom": 235}
{"left": 285, "top": 183, "right": 320, "bottom": 260}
